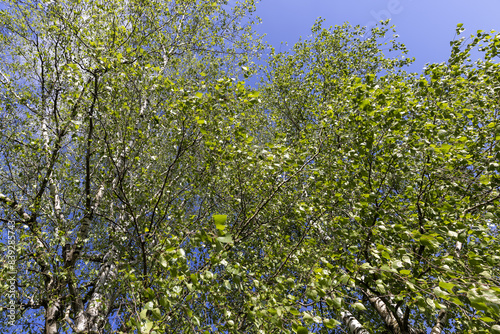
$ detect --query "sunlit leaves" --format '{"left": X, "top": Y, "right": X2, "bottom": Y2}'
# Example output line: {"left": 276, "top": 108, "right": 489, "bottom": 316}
{"left": 213, "top": 214, "right": 227, "bottom": 229}
{"left": 1, "top": 1, "right": 500, "bottom": 332}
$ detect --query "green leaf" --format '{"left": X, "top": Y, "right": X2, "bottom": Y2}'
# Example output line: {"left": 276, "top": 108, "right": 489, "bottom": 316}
{"left": 296, "top": 326, "right": 308, "bottom": 334}
{"left": 143, "top": 320, "right": 154, "bottom": 332}
{"left": 439, "top": 281, "right": 456, "bottom": 293}
{"left": 419, "top": 235, "right": 440, "bottom": 250}
{"left": 339, "top": 274, "right": 350, "bottom": 284}
{"left": 480, "top": 175, "right": 491, "bottom": 185}
{"left": 360, "top": 262, "right": 372, "bottom": 270}
{"left": 490, "top": 325, "right": 500, "bottom": 334}
{"left": 332, "top": 297, "right": 342, "bottom": 309}
{"left": 144, "top": 301, "right": 154, "bottom": 310}
{"left": 376, "top": 283, "right": 386, "bottom": 294}
{"left": 144, "top": 288, "right": 155, "bottom": 300}
{"left": 159, "top": 255, "right": 168, "bottom": 268}
{"left": 217, "top": 234, "right": 233, "bottom": 244}
{"left": 439, "top": 144, "right": 452, "bottom": 153}
{"left": 302, "top": 312, "right": 313, "bottom": 323}
{"left": 214, "top": 215, "right": 228, "bottom": 230}
{"left": 324, "top": 318, "right": 341, "bottom": 328}
{"left": 159, "top": 297, "right": 169, "bottom": 308}
{"left": 152, "top": 308, "right": 161, "bottom": 319}
{"left": 353, "top": 302, "right": 366, "bottom": 311}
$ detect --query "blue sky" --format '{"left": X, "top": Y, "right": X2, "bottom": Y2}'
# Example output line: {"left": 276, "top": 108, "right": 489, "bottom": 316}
{"left": 254, "top": 0, "right": 500, "bottom": 72}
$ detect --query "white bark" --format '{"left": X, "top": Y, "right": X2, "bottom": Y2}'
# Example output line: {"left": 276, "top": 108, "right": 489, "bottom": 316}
{"left": 430, "top": 309, "right": 447, "bottom": 334}
{"left": 88, "top": 261, "right": 118, "bottom": 332}
{"left": 73, "top": 248, "right": 118, "bottom": 333}
{"left": 455, "top": 240, "right": 463, "bottom": 256}
{"left": 366, "top": 291, "right": 402, "bottom": 334}
{"left": 364, "top": 290, "right": 426, "bottom": 334}
{"left": 341, "top": 310, "right": 370, "bottom": 334}
{"left": 389, "top": 297, "right": 404, "bottom": 320}
{"left": 45, "top": 300, "right": 61, "bottom": 334}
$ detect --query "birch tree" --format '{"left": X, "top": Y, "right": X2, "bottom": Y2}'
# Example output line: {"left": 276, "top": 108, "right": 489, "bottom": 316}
{"left": 0, "top": 0, "right": 262, "bottom": 332}
{"left": 1, "top": 1, "right": 500, "bottom": 333}
{"left": 248, "top": 21, "right": 500, "bottom": 334}
{"left": 117, "top": 22, "right": 500, "bottom": 334}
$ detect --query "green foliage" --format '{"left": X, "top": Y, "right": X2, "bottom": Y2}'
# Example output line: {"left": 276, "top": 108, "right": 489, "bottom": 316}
{"left": 0, "top": 1, "right": 499, "bottom": 333}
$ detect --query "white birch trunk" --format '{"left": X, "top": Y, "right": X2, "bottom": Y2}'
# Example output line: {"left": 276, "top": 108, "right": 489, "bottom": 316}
{"left": 72, "top": 247, "right": 118, "bottom": 333}
{"left": 341, "top": 310, "right": 370, "bottom": 334}
{"left": 45, "top": 300, "right": 61, "bottom": 334}
{"left": 430, "top": 309, "right": 447, "bottom": 334}
{"left": 366, "top": 292, "right": 402, "bottom": 334}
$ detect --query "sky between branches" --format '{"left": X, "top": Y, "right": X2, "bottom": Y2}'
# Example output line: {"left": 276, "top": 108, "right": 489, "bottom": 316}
{"left": 255, "top": 0, "right": 500, "bottom": 72}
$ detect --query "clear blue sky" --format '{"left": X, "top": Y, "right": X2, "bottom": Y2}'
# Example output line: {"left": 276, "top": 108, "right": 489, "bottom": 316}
{"left": 254, "top": 0, "right": 500, "bottom": 72}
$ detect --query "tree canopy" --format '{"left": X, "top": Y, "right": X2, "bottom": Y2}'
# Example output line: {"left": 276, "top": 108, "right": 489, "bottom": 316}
{"left": 0, "top": 1, "right": 499, "bottom": 333}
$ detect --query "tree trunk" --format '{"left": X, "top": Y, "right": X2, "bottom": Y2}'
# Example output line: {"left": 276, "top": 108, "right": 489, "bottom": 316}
{"left": 73, "top": 248, "right": 118, "bottom": 333}
{"left": 341, "top": 310, "right": 370, "bottom": 334}
{"left": 87, "top": 261, "right": 118, "bottom": 333}
{"left": 365, "top": 291, "right": 402, "bottom": 334}
{"left": 45, "top": 300, "right": 61, "bottom": 334}
{"left": 364, "top": 290, "right": 426, "bottom": 334}
{"left": 430, "top": 310, "right": 447, "bottom": 334}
